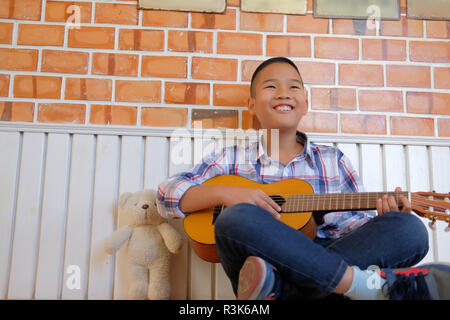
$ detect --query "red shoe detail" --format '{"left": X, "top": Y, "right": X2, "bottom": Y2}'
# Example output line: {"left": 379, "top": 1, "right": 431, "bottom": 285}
{"left": 379, "top": 267, "right": 429, "bottom": 278}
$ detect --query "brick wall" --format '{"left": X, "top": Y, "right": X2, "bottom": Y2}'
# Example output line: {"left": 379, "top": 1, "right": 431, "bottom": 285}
{"left": 0, "top": 0, "right": 449, "bottom": 137}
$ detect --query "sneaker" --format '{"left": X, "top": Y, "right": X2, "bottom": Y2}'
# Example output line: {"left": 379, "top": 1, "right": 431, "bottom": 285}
{"left": 237, "top": 256, "right": 282, "bottom": 300}
{"left": 380, "top": 263, "right": 450, "bottom": 300}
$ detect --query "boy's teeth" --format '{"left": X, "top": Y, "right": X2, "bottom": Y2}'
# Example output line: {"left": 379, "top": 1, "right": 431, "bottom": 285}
{"left": 275, "top": 105, "right": 292, "bottom": 111}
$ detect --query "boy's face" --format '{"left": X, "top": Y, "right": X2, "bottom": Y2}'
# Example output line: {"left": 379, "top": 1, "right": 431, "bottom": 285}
{"left": 248, "top": 62, "right": 307, "bottom": 131}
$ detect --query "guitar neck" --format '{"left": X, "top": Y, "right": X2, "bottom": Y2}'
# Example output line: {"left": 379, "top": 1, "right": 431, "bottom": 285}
{"left": 281, "top": 191, "right": 410, "bottom": 213}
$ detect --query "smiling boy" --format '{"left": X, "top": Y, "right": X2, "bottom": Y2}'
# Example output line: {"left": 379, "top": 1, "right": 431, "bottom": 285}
{"left": 157, "top": 57, "right": 450, "bottom": 300}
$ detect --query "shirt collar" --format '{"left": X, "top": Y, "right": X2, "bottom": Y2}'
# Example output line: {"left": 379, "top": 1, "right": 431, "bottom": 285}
{"left": 255, "top": 130, "right": 313, "bottom": 167}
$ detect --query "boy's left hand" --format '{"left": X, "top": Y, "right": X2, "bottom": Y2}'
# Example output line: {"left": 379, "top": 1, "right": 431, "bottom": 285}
{"left": 376, "top": 187, "right": 412, "bottom": 215}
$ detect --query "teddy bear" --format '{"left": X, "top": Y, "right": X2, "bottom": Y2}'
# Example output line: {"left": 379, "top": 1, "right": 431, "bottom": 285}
{"left": 104, "top": 189, "right": 182, "bottom": 300}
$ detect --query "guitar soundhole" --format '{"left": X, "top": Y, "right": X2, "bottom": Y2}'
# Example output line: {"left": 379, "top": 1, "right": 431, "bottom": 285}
{"left": 211, "top": 195, "right": 286, "bottom": 225}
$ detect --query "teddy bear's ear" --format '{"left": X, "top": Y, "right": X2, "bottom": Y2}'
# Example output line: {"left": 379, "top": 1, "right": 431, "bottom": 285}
{"left": 118, "top": 192, "right": 133, "bottom": 208}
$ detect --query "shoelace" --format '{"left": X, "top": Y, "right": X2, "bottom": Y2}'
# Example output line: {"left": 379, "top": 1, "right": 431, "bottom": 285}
{"left": 384, "top": 270, "right": 431, "bottom": 300}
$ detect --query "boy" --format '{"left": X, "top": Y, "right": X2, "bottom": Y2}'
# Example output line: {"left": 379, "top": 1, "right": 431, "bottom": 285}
{"left": 157, "top": 57, "right": 450, "bottom": 300}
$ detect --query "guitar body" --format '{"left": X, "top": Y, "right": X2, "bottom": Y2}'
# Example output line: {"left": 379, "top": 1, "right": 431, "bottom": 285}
{"left": 183, "top": 175, "right": 317, "bottom": 263}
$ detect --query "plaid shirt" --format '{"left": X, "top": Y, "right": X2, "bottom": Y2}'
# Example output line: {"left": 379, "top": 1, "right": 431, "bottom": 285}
{"left": 157, "top": 131, "right": 377, "bottom": 239}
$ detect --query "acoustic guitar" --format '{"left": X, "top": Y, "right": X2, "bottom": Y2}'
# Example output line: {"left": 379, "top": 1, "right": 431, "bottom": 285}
{"left": 183, "top": 175, "right": 450, "bottom": 263}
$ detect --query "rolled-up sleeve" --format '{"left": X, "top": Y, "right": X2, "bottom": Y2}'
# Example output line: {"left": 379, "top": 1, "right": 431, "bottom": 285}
{"left": 156, "top": 149, "right": 229, "bottom": 219}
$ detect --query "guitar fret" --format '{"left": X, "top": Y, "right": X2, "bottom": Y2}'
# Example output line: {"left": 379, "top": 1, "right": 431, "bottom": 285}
{"left": 358, "top": 193, "right": 361, "bottom": 210}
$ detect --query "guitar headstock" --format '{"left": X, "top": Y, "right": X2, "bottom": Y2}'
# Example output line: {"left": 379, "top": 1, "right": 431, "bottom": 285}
{"left": 411, "top": 192, "right": 450, "bottom": 231}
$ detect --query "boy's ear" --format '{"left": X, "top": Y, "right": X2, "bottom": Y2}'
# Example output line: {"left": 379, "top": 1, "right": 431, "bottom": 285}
{"left": 247, "top": 97, "right": 255, "bottom": 115}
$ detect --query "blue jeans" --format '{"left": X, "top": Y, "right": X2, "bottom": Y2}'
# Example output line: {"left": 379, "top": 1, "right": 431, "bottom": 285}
{"left": 214, "top": 203, "right": 429, "bottom": 299}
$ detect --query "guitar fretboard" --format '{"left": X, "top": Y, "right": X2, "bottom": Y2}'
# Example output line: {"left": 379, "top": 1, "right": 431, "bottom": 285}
{"left": 281, "top": 191, "right": 409, "bottom": 213}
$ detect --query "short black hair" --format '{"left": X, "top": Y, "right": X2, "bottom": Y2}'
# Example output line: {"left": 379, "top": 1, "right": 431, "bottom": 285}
{"left": 250, "top": 57, "right": 303, "bottom": 97}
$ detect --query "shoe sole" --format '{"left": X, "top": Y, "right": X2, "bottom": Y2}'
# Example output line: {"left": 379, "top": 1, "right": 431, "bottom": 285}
{"left": 237, "top": 256, "right": 270, "bottom": 300}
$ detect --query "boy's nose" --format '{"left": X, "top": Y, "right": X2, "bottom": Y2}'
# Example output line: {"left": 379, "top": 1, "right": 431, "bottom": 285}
{"left": 275, "top": 89, "right": 291, "bottom": 99}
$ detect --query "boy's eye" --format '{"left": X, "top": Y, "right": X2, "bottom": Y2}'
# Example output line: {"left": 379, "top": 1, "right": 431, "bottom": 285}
{"left": 265, "top": 85, "right": 276, "bottom": 89}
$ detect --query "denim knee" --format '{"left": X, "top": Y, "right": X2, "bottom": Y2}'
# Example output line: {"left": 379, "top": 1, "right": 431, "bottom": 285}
{"left": 385, "top": 211, "right": 429, "bottom": 257}
{"left": 214, "top": 203, "right": 262, "bottom": 237}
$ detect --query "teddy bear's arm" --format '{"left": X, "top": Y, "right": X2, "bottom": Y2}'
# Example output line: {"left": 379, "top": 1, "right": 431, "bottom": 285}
{"left": 104, "top": 226, "right": 133, "bottom": 254}
{"left": 157, "top": 222, "right": 182, "bottom": 254}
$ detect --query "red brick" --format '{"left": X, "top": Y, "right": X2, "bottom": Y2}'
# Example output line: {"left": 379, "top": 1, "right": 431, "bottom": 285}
{"left": 217, "top": 32, "right": 262, "bottom": 55}
{"left": 434, "top": 67, "right": 450, "bottom": 89}
{"left": 92, "top": 53, "right": 138, "bottom": 77}
{"left": 341, "top": 114, "right": 386, "bottom": 135}
{"left": 42, "top": 50, "right": 89, "bottom": 74}
{"left": 386, "top": 65, "right": 431, "bottom": 88}
{"left": 141, "top": 56, "right": 187, "bottom": 78}
{"left": 391, "top": 116, "right": 434, "bottom": 136}
{"left": 410, "top": 41, "right": 449, "bottom": 63}
{"left": 311, "top": 88, "right": 356, "bottom": 111}
{"left": 297, "top": 61, "right": 335, "bottom": 85}
{"left": 213, "top": 84, "right": 249, "bottom": 107}
{"left": 332, "top": 19, "right": 376, "bottom": 36}
{"left": 426, "top": 21, "right": 450, "bottom": 39}
{"left": 18, "top": 24, "right": 65, "bottom": 46}
{"left": 37, "top": 103, "right": 86, "bottom": 124}
{"left": 0, "top": 74, "right": 9, "bottom": 96}
{"left": 362, "top": 39, "right": 406, "bottom": 61}
{"left": 168, "top": 30, "right": 213, "bottom": 53}
{"left": 298, "top": 112, "right": 337, "bottom": 133}
{"left": 438, "top": 119, "right": 450, "bottom": 137}
{"left": 287, "top": 15, "right": 329, "bottom": 34}
{"left": 65, "top": 78, "right": 112, "bottom": 101}
{"left": 240, "top": 12, "right": 283, "bottom": 32}
{"left": 118, "top": 29, "right": 164, "bottom": 51}
{"left": 192, "top": 109, "right": 238, "bottom": 129}
{"left": 406, "top": 92, "right": 450, "bottom": 115}
{"left": 359, "top": 90, "right": 403, "bottom": 112}
{"left": 380, "top": 17, "right": 423, "bottom": 37}
{"left": 0, "top": 22, "right": 13, "bottom": 44}
{"left": 191, "top": 8, "right": 236, "bottom": 30}
{"left": 45, "top": 1, "right": 92, "bottom": 23}
{"left": 192, "top": 57, "right": 237, "bottom": 81}
{"left": 315, "top": 37, "right": 359, "bottom": 60}
{"left": 95, "top": 3, "right": 138, "bottom": 25}
{"left": 0, "top": 0, "right": 41, "bottom": 20}
{"left": 14, "top": 75, "right": 62, "bottom": 99}
{"left": 0, "top": 48, "right": 38, "bottom": 71}
{"left": 266, "top": 36, "right": 311, "bottom": 58}
{"left": 339, "top": 64, "right": 384, "bottom": 87}
{"left": 115, "top": 80, "right": 161, "bottom": 102}
{"left": 68, "top": 26, "right": 115, "bottom": 49}
{"left": 242, "top": 110, "right": 260, "bottom": 130}
{"left": 142, "top": 10, "right": 188, "bottom": 27}
{"left": 90, "top": 105, "right": 137, "bottom": 126}
{"left": 165, "top": 82, "right": 210, "bottom": 105}
{"left": 0, "top": 101, "right": 34, "bottom": 122}
{"left": 241, "top": 60, "right": 263, "bottom": 82}
{"left": 141, "top": 107, "right": 187, "bottom": 127}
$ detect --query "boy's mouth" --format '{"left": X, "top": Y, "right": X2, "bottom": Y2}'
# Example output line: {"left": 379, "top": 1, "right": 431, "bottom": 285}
{"left": 273, "top": 104, "right": 294, "bottom": 112}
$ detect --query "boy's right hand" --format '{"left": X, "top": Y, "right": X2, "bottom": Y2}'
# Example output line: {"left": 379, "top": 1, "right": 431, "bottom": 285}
{"left": 221, "top": 186, "right": 282, "bottom": 220}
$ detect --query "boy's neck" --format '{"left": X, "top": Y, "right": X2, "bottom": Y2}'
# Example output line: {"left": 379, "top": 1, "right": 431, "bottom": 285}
{"left": 263, "top": 128, "right": 304, "bottom": 164}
